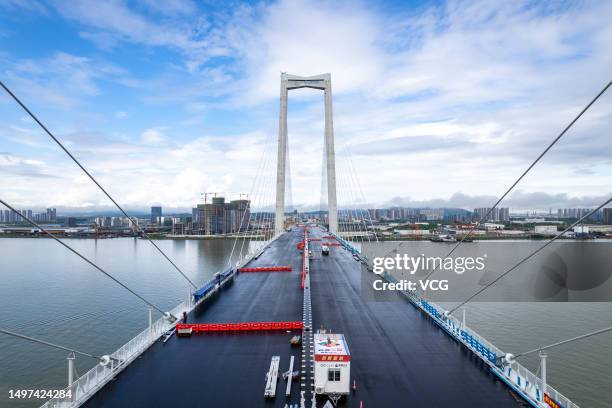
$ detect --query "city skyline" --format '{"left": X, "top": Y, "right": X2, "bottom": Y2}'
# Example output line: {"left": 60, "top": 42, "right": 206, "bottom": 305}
{"left": 2, "top": 188, "right": 611, "bottom": 215}
{"left": 2, "top": 202, "right": 608, "bottom": 220}
{"left": 1, "top": 1, "right": 612, "bottom": 211}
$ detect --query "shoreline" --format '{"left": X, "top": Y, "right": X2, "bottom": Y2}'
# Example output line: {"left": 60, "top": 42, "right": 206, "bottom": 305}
{"left": 0, "top": 234, "right": 608, "bottom": 242}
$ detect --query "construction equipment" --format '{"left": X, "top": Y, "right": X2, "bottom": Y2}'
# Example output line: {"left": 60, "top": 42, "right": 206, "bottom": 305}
{"left": 264, "top": 356, "right": 280, "bottom": 397}
{"left": 284, "top": 355, "right": 295, "bottom": 396}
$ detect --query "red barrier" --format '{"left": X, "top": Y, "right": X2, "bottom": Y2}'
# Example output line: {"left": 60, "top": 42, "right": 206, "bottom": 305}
{"left": 301, "top": 227, "right": 308, "bottom": 289}
{"left": 176, "top": 321, "right": 303, "bottom": 333}
{"left": 324, "top": 242, "right": 341, "bottom": 246}
{"left": 322, "top": 235, "right": 335, "bottom": 239}
{"left": 238, "top": 266, "right": 292, "bottom": 272}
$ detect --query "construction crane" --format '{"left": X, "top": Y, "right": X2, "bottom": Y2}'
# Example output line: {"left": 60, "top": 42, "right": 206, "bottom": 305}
{"left": 201, "top": 192, "right": 219, "bottom": 204}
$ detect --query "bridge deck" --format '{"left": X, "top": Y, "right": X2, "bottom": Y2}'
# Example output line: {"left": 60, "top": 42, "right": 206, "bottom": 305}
{"left": 309, "top": 232, "right": 519, "bottom": 407}
{"left": 83, "top": 228, "right": 521, "bottom": 408}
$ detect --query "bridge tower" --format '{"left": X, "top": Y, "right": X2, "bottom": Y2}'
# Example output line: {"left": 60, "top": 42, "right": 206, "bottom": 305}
{"left": 275, "top": 73, "right": 338, "bottom": 235}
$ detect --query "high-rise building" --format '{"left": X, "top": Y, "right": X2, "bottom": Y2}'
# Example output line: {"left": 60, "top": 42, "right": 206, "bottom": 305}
{"left": 205, "top": 197, "right": 226, "bottom": 234}
{"left": 557, "top": 208, "right": 598, "bottom": 220}
{"left": 47, "top": 208, "right": 57, "bottom": 222}
{"left": 604, "top": 208, "right": 612, "bottom": 224}
{"left": 192, "top": 204, "right": 206, "bottom": 234}
{"left": 1, "top": 208, "right": 58, "bottom": 223}
{"left": 151, "top": 206, "right": 162, "bottom": 223}
{"left": 229, "top": 199, "right": 250, "bottom": 232}
{"left": 420, "top": 208, "right": 444, "bottom": 221}
{"left": 95, "top": 217, "right": 112, "bottom": 228}
{"left": 367, "top": 209, "right": 376, "bottom": 221}
{"left": 474, "top": 207, "right": 509, "bottom": 222}
{"left": 499, "top": 207, "right": 510, "bottom": 222}
{"left": 191, "top": 197, "right": 250, "bottom": 235}
{"left": 172, "top": 221, "right": 186, "bottom": 235}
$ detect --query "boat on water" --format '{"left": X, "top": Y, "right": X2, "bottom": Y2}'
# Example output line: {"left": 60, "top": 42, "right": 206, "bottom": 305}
{"left": 430, "top": 234, "right": 456, "bottom": 242}
{"left": 431, "top": 234, "right": 474, "bottom": 243}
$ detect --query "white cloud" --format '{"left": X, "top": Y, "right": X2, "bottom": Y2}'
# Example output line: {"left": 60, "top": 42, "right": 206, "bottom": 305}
{"left": 0, "top": 152, "right": 54, "bottom": 178}
{"left": 220, "top": 0, "right": 386, "bottom": 103}
{"left": 2, "top": 0, "right": 612, "bottom": 211}
{"left": 136, "top": 0, "right": 196, "bottom": 16}
{"left": 51, "top": 0, "right": 228, "bottom": 69}
{"left": 0, "top": 0, "right": 48, "bottom": 14}
{"left": 140, "top": 127, "right": 167, "bottom": 145}
{"left": 2, "top": 51, "right": 133, "bottom": 108}
{"left": 0, "top": 127, "right": 276, "bottom": 211}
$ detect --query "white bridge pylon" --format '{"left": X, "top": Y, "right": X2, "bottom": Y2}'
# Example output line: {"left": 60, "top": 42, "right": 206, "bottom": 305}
{"left": 275, "top": 73, "right": 338, "bottom": 235}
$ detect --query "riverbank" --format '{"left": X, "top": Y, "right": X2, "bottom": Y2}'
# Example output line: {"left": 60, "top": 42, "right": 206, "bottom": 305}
{"left": 1, "top": 233, "right": 605, "bottom": 241}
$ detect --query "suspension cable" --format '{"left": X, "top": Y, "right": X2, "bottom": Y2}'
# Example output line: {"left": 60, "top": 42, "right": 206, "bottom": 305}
{"left": 0, "top": 327, "right": 102, "bottom": 362}
{"left": 345, "top": 141, "right": 379, "bottom": 243}
{"left": 0, "top": 80, "right": 197, "bottom": 289}
{"left": 447, "top": 197, "right": 612, "bottom": 315}
{"left": 421, "top": 79, "right": 612, "bottom": 284}
{"left": 237, "top": 132, "right": 274, "bottom": 261}
{"left": 0, "top": 198, "right": 168, "bottom": 316}
{"left": 227, "top": 133, "right": 271, "bottom": 266}
{"left": 339, "top": 142, "right": 367, "bottom": 244}
{"left": 343, "top": 143, "right": 372, "bottom": 245}
{"left": 341, "top": 148, "right": 364, "bottom": 244}
{"left": 515, "top": 326, "right": 612, "bottom": 359}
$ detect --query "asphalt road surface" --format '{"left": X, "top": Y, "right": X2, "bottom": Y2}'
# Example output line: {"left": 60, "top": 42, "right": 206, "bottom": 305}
{"left": 84, "top": 227, "right": 522, "bottom": 408}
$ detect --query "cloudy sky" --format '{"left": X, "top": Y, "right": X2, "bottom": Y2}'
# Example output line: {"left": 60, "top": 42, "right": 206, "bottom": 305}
{"left": 0, "top": 0, "right": 611, "bottom": 213}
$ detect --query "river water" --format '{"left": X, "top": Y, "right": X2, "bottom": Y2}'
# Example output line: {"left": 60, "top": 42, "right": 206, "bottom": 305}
{"left": 0, "top": 238, "right": 610, "bottom": 407}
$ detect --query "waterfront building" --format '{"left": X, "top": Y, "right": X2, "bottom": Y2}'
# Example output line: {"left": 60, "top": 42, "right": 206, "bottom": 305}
{"left": 46, "top": 208, "right": 56, "bottom": 222}
{"left": 191, "top": 197, "right": 250, "bottom": 235}
{"left": 556, "top": 208, "right": 600, "bottom": 220}
{"left": 151, "top": 206, "right": 162, "bottom": 223}
{"left": 474, "top": 207, "right": 510, "bottom": 222}
{"left": 420, "top": 208, "right": 444, "bottom": 221}
{"left": 534, "top": 225, "right": 557, "bottom": 235}
{"left": 95, "top": 217, "right": 112, "bottom": 228}
{"left": 604, "top": 208, "right": 612, "bottom": 224}
{"left": 172, "top": 221, "right": 186, "bottom": 235}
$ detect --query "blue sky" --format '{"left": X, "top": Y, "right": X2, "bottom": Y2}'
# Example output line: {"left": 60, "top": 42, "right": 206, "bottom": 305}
{"left": 1, "top": 0, "right": 611, "bottom": 212}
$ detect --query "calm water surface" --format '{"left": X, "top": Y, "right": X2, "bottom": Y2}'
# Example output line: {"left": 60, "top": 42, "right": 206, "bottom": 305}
{"left": 0, "top": 238, "right": 610, "bottom": 407}
{"left": 0, "top": 237, "right": 261, "bottom": 408}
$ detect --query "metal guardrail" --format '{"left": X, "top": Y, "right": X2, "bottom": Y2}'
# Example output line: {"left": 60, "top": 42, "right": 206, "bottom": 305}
{"left": 329, "top": 232, "right": 361, "bottom": 256}
{"left": 39, "top": 236, "right": 280, "bottom": 408}
{"left": 39, "top": 299, "right": 191, "bottom": 408}
{"left": 382, "top": 271, "right": 580, "bottom": 408}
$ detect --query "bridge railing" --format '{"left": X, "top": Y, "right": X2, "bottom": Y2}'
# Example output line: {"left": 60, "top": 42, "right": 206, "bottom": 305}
{"left": 504, "top": 359, "right": 578, "bottom": 408}
{"left": 40, "top": 235, "right": 280, "bottom": 408}
{"left": 39, "top": 299, "right": 186, "bottom": 408}
{"left": 382, "top": 271, "right": 580, "bottom": 408}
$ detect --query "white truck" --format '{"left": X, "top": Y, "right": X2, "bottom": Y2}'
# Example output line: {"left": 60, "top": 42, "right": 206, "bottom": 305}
{"left": 314, "top": 333, "right": 350, "bottom": 404}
